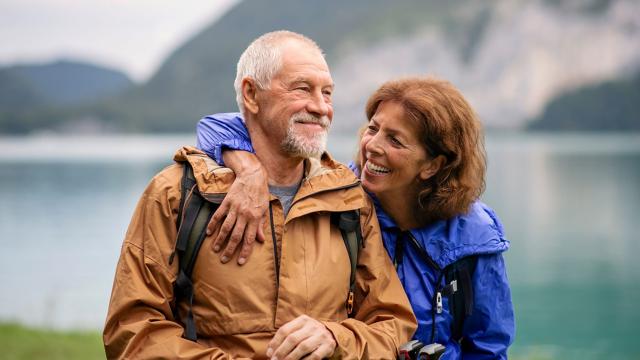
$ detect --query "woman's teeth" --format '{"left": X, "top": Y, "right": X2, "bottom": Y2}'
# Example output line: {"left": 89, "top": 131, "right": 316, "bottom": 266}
{"left": 366, "top": 162, "right": 390, "bottom": 174}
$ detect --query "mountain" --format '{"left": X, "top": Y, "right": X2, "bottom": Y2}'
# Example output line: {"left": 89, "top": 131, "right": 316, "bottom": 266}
{"left": 97, "top": 0, "right": 467, "bottom": 132}
{"left": 528, "top": 72, "right": 640, "bottom": 131}
{"left": 1, "top": 60, "right": 133, "bottom": 108}
{"left": 0, "top": 60, "right": 133, "bottom": 133}
{"left": 2, "top": 0, "right": 640, "bottom": 134}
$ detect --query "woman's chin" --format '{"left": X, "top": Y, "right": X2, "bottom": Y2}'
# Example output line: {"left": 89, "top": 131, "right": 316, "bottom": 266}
{"left": 361, "top": 176, "right": 380, "bottom": 195}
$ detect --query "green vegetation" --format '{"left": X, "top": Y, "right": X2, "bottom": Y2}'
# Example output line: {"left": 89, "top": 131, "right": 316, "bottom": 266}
{"left": 0, "top": 60, "right": 133, "bottom": 134}
{"left": 0, "top": 321, "right": 626, "bottom": 359}
{"left": 0, "top": 323, "right": 104, "bottom": 360}
{"left": 528, "top": 72, "right": 640, "bottom": 131}
{"left": 0, "top": 0, "right": 482, "bottom": 134}
{"left": 1, "top": 0, "right": 637, "bottom": 133}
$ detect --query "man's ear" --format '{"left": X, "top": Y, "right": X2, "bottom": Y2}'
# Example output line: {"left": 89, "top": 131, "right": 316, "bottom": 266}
{"left": 419, "top": 155, "right": 446, "bottom": 181}
{"left": 242, "top": 78, "right": 260, "bottom": 114}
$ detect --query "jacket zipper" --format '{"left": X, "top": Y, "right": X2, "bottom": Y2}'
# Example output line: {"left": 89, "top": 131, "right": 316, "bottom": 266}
{"left": 269, "top": 180, "right": 359, "bottom": 325}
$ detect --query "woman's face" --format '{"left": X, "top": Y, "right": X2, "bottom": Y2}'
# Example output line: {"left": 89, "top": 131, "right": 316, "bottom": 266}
{"left": 359, "top": 101, "right": 439, "bottom": 202}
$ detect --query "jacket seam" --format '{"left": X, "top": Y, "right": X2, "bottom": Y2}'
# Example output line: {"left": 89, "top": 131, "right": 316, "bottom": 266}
{"left": 123, "top": 241, "right": 175, "bottom": 280}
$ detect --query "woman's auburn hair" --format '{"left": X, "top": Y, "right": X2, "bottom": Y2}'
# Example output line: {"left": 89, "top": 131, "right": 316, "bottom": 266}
{"left": 364, "top": 77, "right": 487, "bottom": 222}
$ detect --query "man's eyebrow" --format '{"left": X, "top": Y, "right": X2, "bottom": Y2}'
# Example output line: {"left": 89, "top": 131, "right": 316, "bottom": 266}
{"left": 289, "top": 77, "right": 334, "bottom": 88}
{"left": 289, "top": 77, "right": 309, "bottom": 84}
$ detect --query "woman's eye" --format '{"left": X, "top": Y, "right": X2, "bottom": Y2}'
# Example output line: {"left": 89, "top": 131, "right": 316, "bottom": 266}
{"left": 367, "top": 125, "right": 377, "bottom": 133}
{"left": 390, "top": 137, "right": 403, "bottom": 146}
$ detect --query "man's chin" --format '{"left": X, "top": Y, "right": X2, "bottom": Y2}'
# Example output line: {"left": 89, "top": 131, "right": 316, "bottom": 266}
{"left": 284, "top": 141, "right": 326, "bottom": 158}
{"left": 281, "top": 127, "right": 328, "bottom": 158}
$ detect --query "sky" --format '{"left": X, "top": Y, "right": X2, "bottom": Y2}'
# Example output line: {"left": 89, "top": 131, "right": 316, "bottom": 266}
{"left": 0, "top": 0, "right": 239, "bottom": 82}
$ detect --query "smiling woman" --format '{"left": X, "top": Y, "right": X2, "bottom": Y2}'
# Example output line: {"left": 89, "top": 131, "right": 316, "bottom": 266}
{"left": 359, "top": 100, "right": 441, "bottom": 229}
{"left": 359, "top": 77, "right": 486, "bottom": 227}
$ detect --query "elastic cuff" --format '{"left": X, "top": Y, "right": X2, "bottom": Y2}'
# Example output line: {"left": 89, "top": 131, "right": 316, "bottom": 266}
{"left": 321, "top": 321, "right": 353, "bottom": 360}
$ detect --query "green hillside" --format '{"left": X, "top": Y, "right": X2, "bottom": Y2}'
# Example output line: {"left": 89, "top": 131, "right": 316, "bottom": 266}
{"left": 23, "top": 0, "right": 474, "bottom": 133}
{"left": 0, "top": 60, "right": 133, "bottom": 133}
{"left": 2, "top": 0, "right": 635, "bottom": 133}
{"left": 528, "top": 72, "right": 640, "bottom": 131}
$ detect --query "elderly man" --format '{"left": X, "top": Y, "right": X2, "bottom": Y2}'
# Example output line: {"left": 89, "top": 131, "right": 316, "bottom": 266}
{"left": 103, "top": 30, "right": 416, "bottom": 359}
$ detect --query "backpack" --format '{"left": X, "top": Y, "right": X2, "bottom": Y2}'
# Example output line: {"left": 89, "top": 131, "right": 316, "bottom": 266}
{"left": 169, "top": 162, "right": 363, "bottom": 341}
{"left": 394, "top": 231, "right": 478, "bottom": 344}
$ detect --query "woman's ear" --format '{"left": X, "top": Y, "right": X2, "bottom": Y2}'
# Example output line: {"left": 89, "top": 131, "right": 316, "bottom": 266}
{"left": 242, "top": 78, "right": 259, "bottom": 114}
{"left": 419, "top": 155, "right": 446, "bottom": 181}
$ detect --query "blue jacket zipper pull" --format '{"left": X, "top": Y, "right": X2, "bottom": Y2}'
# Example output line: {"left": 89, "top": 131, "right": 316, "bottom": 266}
{"left": 436, "top": 291, "right": 443, "bottom": 313}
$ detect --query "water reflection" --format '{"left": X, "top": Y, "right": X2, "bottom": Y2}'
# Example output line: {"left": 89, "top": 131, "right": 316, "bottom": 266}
{"left": 0, "top": 133, "right": 638, "bottom": 358}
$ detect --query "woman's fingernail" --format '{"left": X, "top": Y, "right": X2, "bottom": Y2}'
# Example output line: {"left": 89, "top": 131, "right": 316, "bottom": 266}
{"left": 213, "top": 245, "right": 220, "bottom": 252}
{"left": 266, "top": 348, "right": 273, "bottom": 357}
{"left": 221, "top": 256, "right": 229, "bottom": 263}
{"left": 238, "top": 257, "right": 246, "bottom": 265}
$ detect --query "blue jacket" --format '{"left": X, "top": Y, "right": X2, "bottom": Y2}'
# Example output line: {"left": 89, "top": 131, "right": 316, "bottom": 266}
{"left": 196, "top": 113, "right": 515, "bottom": 359}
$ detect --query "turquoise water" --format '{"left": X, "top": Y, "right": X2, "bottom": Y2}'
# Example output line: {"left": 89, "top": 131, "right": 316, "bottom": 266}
{"left": 0, "top": 133, "right": 639, "bottom": 359}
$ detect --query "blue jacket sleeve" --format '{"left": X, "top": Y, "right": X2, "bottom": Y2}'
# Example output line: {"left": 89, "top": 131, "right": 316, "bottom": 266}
{"left": 196, "top": 113, "right": 254, "bottom": 166}
{"left": 461, "top": 253, "right": 515, "bottom": 360}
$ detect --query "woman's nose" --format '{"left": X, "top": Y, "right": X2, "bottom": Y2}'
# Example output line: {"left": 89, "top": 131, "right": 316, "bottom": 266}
{"left": 365, "top": 133, "right": 383, "bottom": 156}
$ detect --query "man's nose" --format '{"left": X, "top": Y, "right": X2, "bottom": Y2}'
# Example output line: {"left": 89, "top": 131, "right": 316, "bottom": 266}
{"left": 306, "top": 90, "right": 331, "bottom": 118}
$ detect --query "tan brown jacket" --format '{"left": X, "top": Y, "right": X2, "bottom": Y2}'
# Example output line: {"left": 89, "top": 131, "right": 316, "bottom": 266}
{"left": 103, "top": 147, "right": 416, "bottom": 359}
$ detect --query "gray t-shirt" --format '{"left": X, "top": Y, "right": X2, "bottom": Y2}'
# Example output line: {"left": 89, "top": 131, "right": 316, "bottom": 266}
{"left": 269, "top": 182, "right": 301, "bottom": 217}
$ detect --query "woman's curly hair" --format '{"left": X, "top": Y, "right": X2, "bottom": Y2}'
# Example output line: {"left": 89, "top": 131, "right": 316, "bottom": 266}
{"left": 363, "top": 77, "right": 486, "bottom": 222}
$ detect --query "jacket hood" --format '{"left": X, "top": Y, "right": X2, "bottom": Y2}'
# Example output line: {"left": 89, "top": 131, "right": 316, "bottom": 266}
{"left": 173, "top": 146, "right": 235, "bottom": 202}
{"left": 376, "top": 200, "right": 510, "bottom": 269}
{"left": 174, "top": 146, "right": 364, "bottom": 213}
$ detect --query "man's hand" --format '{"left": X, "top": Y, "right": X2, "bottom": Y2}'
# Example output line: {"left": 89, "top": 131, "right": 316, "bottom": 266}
{"left": 207, "top": 151, "right": 269, "bottom": 265}
{"left": 266, "top": 315, "right": 337, "bottom": 360}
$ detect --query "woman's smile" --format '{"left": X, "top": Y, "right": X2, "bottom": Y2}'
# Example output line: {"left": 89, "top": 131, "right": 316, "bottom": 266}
{"left": 364, "top": 160, "right": 391, "bottom": 175}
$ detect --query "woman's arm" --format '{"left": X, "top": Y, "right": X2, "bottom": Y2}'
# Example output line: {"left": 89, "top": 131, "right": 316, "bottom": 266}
{"left": 196, "top": 113, "right": 255, "bottom": 166}
{"left": 461, "top": 253, "right": 515, "bottom": 360}
{"left": 196, "top": 114, "right": 269, "bottom": 266}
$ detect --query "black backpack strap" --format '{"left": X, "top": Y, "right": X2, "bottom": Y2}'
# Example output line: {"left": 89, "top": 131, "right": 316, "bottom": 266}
{"left": 176, "top": 163, "right": 194, "bottom": 230}
{"left": 332, "top": 210, "right": 363, "bottom": 316}
{"left": 170, "top": 163, "right": 219, "bottom": 342}
{"left": 443, "top": 256, "right": 478, "bottom": 342}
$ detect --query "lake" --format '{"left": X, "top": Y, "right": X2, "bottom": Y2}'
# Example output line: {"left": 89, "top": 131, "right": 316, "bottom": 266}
{"left": 1, "top": 132, "right": 639, "bottom": 359}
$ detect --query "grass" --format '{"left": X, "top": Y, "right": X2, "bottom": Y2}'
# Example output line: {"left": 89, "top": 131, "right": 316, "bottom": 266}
{"left": 0, "top": 323, "right": 104, "bottom": 360}
{"left": 2, "top": 322, "right": 620, "bottom": 360}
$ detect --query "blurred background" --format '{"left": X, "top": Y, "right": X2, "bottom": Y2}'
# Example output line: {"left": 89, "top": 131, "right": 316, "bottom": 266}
{"left": 1, "top": 0, "right": 639, "bottom": 358}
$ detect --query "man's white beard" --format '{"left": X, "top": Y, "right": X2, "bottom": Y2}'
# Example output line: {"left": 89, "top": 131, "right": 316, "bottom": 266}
{"left": 281, "top": 112, "right": 330, "bottom": 158}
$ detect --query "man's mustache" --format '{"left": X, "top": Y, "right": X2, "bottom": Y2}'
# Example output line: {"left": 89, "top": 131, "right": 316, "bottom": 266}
{"left": 290, "top": 112, "right": 330, "bottom": 129}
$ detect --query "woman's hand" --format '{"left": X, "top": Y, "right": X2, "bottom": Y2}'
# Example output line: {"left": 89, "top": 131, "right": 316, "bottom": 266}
{"left": 207, "top": 150, "right": 269, "bottom": 265}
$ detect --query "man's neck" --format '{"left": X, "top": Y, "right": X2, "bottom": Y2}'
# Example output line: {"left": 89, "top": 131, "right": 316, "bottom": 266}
{"left": 248, "top": 122, "right": 304, "bottom": 187}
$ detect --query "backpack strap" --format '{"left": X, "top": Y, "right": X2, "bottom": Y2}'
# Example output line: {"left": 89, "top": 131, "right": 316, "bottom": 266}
{"left": 169, "top": 163, "right": 219, "bottom": 342}
{"left": 332, "top": 210, "right": 363, "bottom": 316}
{"left": 443, "top": 256, "right": 478, "bottom": 343}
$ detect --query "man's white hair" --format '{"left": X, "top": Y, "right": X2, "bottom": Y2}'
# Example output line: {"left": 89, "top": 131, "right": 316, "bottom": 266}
{"left": 234, "top": 30, "right": 324, "bottom": 114}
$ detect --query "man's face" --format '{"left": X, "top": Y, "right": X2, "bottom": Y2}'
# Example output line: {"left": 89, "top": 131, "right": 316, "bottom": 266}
{"left": 256, "top": 40, "right": 334, "bottom": 158}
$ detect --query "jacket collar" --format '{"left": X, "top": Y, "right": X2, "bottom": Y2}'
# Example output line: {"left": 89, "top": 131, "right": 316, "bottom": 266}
{"left": 376, "top": 199, "right": 510, "bottom": 268}
{"left": 174, "top": 146, "right": 366, "bottom": 218}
